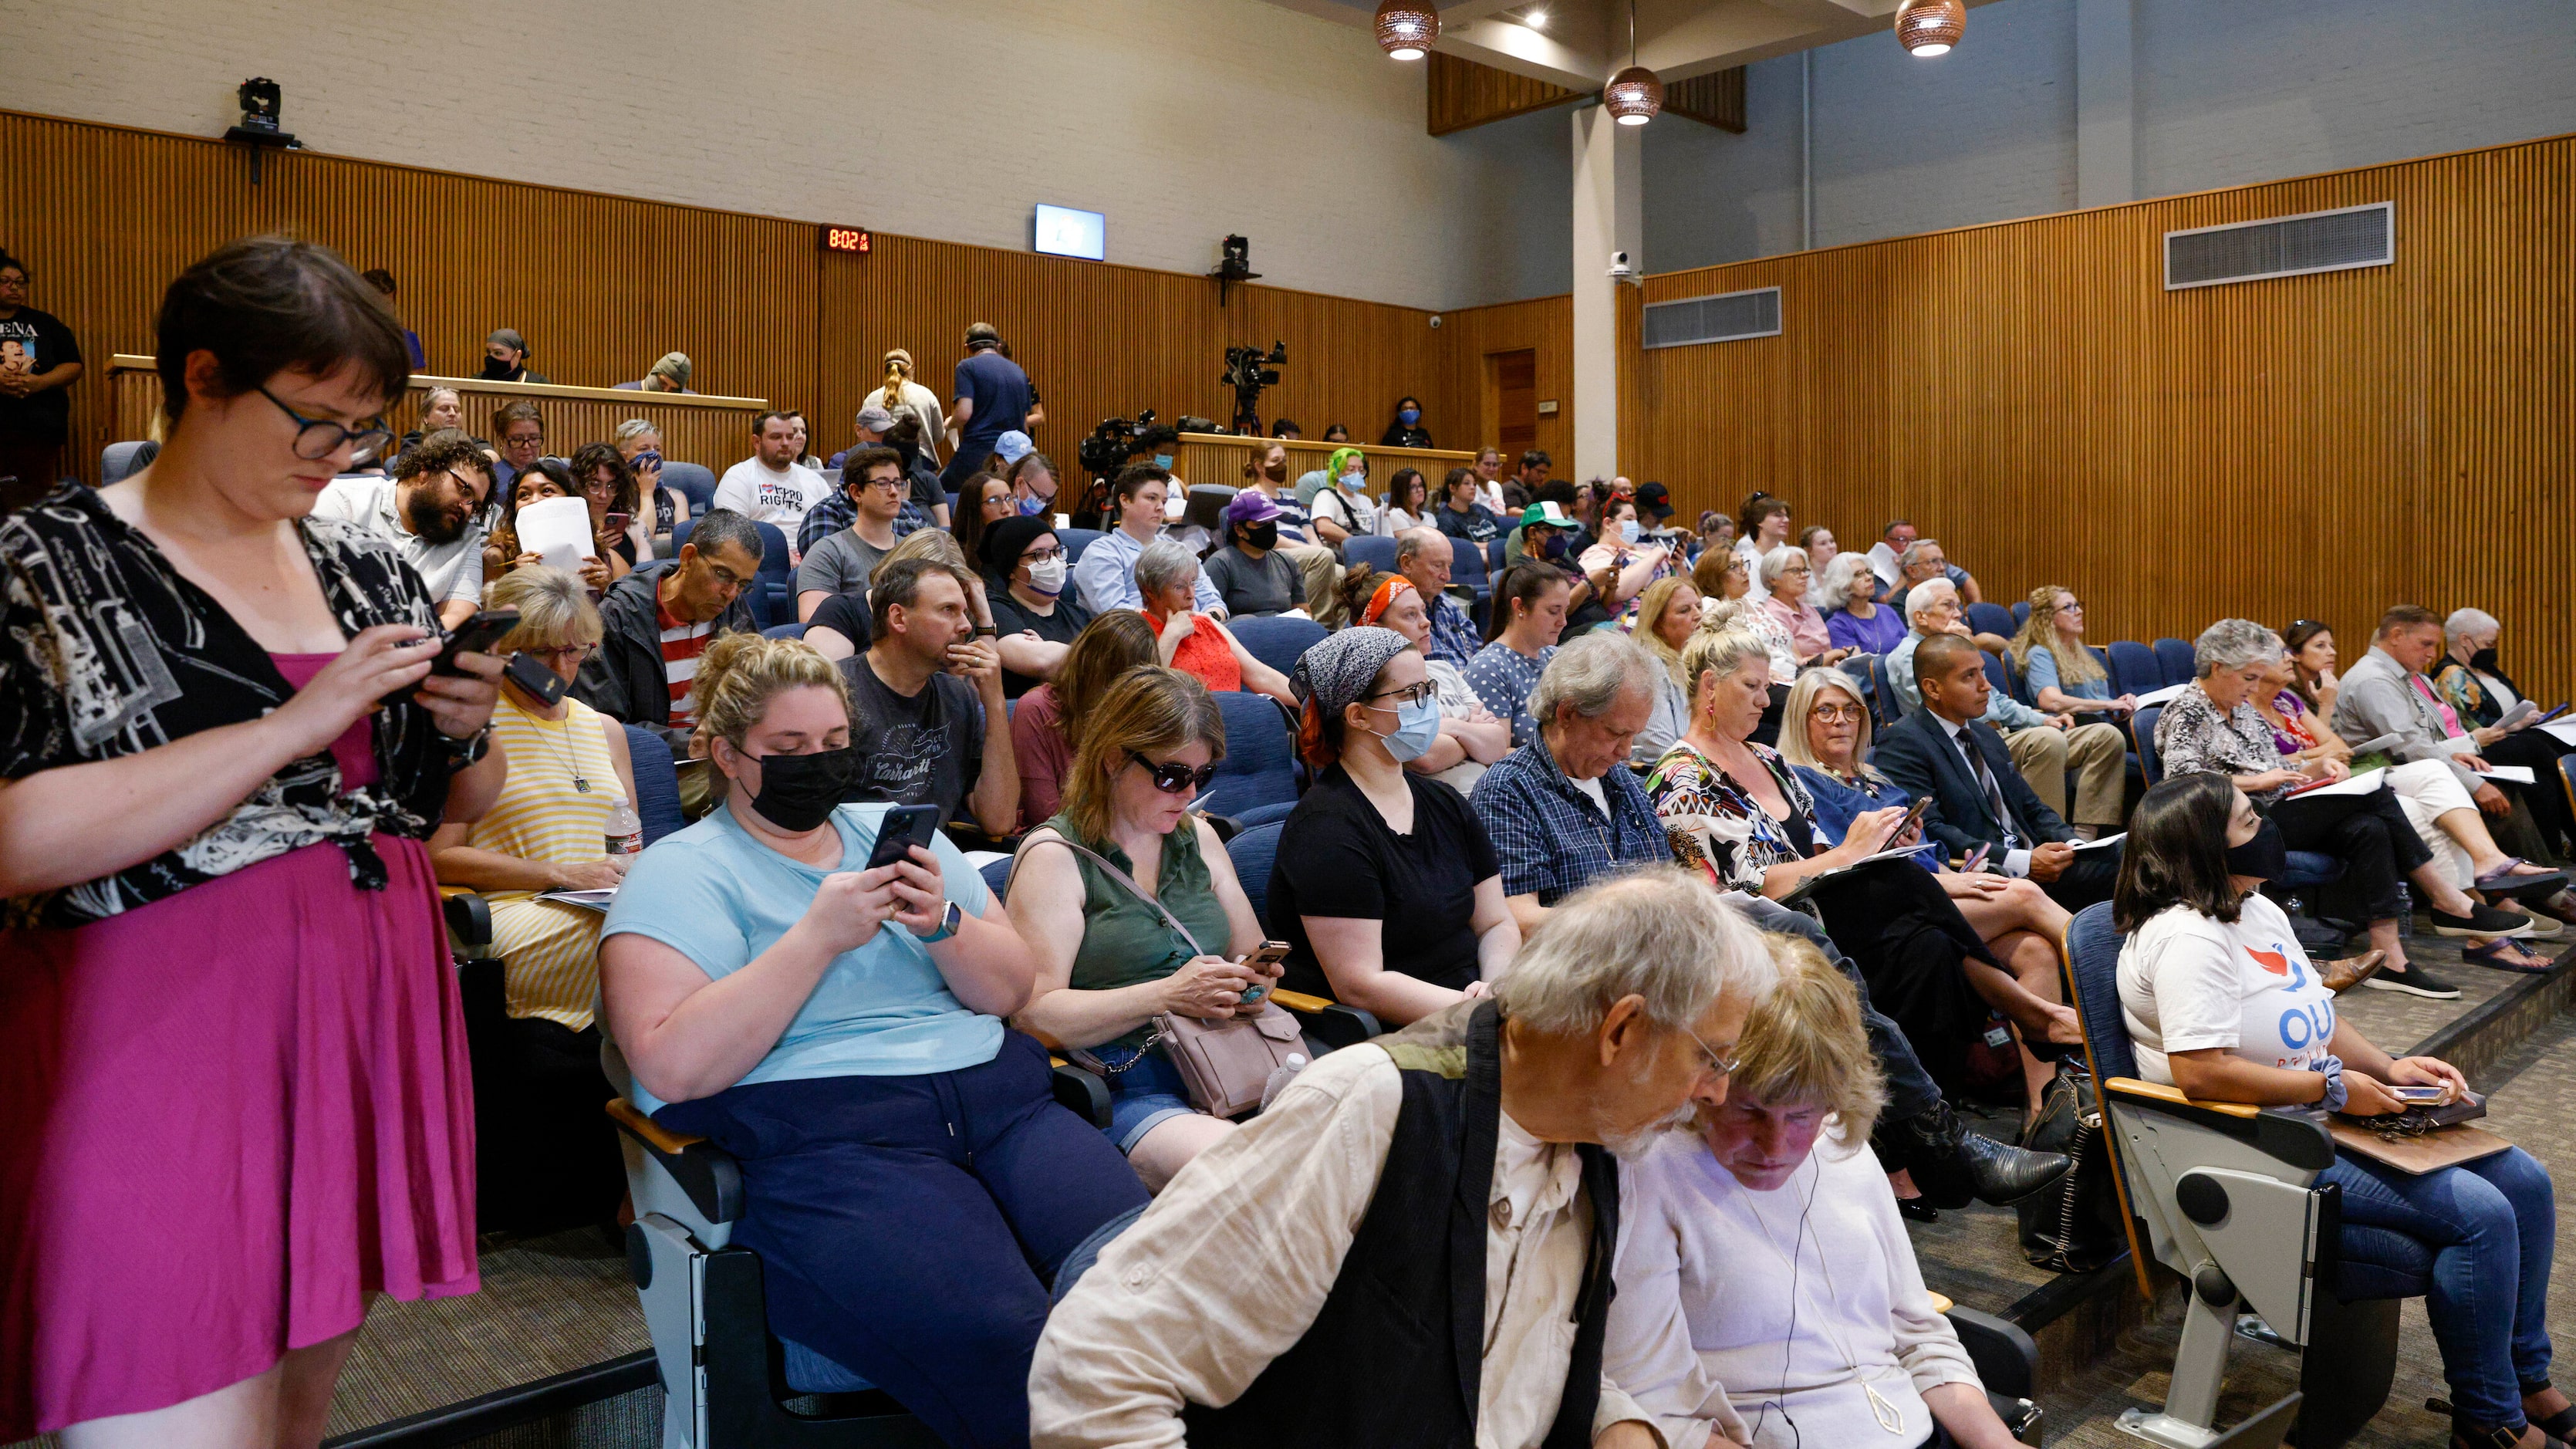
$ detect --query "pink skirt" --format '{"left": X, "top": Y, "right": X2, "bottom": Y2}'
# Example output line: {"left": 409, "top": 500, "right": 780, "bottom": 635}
{"left": 0, "top": 836, "right": 478, "bottom": 1436}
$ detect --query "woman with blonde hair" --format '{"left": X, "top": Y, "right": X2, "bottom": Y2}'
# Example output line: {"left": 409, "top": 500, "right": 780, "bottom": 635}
{"left": 1011, "top": 610, "right": 1161, "bottom": 832}
{"left": 862, "top": 347, "right": 946, "bottom": 464}
{"left": 430, "top": 566, "right": 636, "bottom": 1231}
{"left": 1609, "top": 936, "right": 2024, "bottom": 1449}
{"left": 1631, "top": 575, "right": 1703, "bottom": 765}
{"left": 600, "top": 633, "right": 1143, "bottom": 1447}
{"left": 1006, "top": 667, "right": 1278, "bottom": 1189}
{"left": 2007, "top": 585, "right": 2135, "bottom": 718}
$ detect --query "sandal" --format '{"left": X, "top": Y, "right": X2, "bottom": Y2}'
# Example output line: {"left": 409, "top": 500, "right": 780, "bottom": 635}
{"left": 2464, "top": 937, "right": 2561, "bottom": 974}
{"left": 2475, "top": 859, "right": 2570, "bottom": 898}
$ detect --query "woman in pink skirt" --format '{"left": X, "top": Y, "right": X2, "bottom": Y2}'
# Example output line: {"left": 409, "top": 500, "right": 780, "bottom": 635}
{"left": 0, "top": 238, "right": 506, "bottom": 1445}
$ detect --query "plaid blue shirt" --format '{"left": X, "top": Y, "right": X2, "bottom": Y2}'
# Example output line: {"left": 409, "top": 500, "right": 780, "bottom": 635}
{"left": 796, "top": 491, "right": 927, "bottom": 558}
{"left": 1423, "top": 592, "right": 1481, "bottom": 670}
{"left": 1469, "top": 731, "right": 1672, "bottom": 905}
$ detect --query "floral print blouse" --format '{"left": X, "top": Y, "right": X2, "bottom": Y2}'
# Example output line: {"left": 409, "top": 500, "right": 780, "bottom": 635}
{"left": 1642, "top": 738, "right": 1817, "bottom": 892}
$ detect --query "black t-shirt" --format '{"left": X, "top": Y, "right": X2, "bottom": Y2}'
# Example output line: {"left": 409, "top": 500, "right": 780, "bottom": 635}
{"left": 1269, "top": 765, "right": 1501, "bottom": 1001}
{"left": 839, "top": 653, "right": 981, "bottom": 823}
{"left": 984, "top": 576, "right": 1092, "bottom": 699}
{"left": 809, "top": 591, "right": 874, "bottom": 648}
{"left": 0, "top": 306, "right": 83, "bottom": 443}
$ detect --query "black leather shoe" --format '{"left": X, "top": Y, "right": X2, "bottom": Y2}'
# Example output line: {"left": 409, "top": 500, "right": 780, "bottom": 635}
{"left": 1882, "top": 1101, "right": 2071, "bottom": 1209}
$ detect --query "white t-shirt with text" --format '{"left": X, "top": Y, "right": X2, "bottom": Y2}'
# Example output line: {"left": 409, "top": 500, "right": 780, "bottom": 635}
{"left": 2116, "top": 894, "right": 2339, "bottom": 1086}
{"left": 712, "top": 458, "right": 829, "bottom": 534}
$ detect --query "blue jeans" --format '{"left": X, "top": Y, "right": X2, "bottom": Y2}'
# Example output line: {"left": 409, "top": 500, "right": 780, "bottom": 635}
{"left": 1092, "top": 1042, "right": 1199, "bottom": 1153}
{"left": 2325, "top": 1146, "right": 2556, "bottom": 1427}
{"left": 654, "top": 1032, "right": 1150, "bottom": 1448}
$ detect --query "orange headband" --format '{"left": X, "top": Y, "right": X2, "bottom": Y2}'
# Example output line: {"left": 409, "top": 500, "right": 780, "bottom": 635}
{"left": 1360, "top": 573, "right": 1416, "bottom": 627}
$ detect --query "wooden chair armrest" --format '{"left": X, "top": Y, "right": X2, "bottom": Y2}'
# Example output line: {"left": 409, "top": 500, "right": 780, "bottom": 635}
{"left": 1050, "top": 1059, "right": 1112, "bottom": 1130}
{"left": 2104, "top": 1076, "right": 2260, "bottom": 1119}
{"left": 2102, "top": 1077, "right": 2334, "bottom": 1170}
{"left": 1270, "top": 990, "right": 1383, "bottom": 1049}
{"left": 1268, "top": 989, "right": 1333, "bottom": 1014}
{"left": 606, "top": 1096, "right": 743, "bottom": 1224}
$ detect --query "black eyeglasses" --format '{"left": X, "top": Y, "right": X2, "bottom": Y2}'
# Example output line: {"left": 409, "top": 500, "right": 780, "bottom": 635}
{"left": 1367, "top": 681, "right": 1439, "bottom": 709}
{"left": 257, "top": 385, "right": 392, "bottom": 464}
{"left": 1128, "top": 750, "right": 1219, "bottom": 795}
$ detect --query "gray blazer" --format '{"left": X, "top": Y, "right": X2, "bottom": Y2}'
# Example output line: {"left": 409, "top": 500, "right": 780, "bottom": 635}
{"left": 2330, "top": 645, "right": 2480, "bottom": 792}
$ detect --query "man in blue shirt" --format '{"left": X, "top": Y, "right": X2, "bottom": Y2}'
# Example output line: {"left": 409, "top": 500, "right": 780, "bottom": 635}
{"left": 940, "top": 322, "right": 1031, "bottom": 493}
{"left": 1070, "top": 463, "right": 1226, "bottom": 617}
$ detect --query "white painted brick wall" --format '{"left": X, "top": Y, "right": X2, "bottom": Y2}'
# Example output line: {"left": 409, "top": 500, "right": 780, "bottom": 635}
{"left": 1644, "top": 0, "right": 2576, "bottom": 275}
{"left": 0, "top": 0, "right": 1543, "bottom": 311}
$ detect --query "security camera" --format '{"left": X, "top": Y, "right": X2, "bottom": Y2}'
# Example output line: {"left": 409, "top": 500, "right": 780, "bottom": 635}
{"left": 1429, "top": 314, "right": 1443, "bottom": 329}
{"left": 1606, "top": 250, "right": 1634, "bottom": 278}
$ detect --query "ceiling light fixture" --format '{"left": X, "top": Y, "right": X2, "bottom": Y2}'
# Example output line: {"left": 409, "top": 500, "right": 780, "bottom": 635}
{"left": 1894, "top": 0, "right": 1966, "bottom": 56}
{"left": 1602, "top": 0, "right": 1661, "bottom": 125}
{"left": 1524, "top": 7, "right": 1547, "bottom": 29}
{"left": 1374, "top": 1, "right": 1440, "bottom": 60}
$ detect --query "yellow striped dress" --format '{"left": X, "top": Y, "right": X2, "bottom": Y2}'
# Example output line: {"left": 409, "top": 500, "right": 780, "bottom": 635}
{"left": 469, "top": 694, "right": 621, "bottom": 1029}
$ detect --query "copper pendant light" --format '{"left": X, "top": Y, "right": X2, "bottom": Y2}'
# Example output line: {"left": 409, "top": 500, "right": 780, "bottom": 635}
{"left": 1374, "top": 1, "right": 1440, "bottom": 61}
{"left": 1894, "top": 0, "right": 1966, "bottom": 56}
{"left": 1602, "top": 0, "right": 1661, "bottom": 125}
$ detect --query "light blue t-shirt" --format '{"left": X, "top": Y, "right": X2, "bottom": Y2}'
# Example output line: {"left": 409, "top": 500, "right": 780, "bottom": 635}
{"left": 603, "top": 801, "right": 996, "bottom": 1115}
{"left": 2024, "top": 643, "right": 2111, "bottom": 701}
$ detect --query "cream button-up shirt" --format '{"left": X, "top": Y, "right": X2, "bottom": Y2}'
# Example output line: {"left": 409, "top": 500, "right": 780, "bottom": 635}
{"left": 1029, "top": 1036, "right": 1658, "bottom": 1449}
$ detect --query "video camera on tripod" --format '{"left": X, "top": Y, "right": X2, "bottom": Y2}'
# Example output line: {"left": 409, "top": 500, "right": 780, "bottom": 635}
{"left": 1221, "top": 341, "right": 1288, "bottom": 435}
{"left": 1074, "top": 410, "right": 1214, "bottom": 525}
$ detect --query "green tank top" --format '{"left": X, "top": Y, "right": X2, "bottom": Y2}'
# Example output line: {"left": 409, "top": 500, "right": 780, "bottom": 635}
{"left": 1042, "top": 812, "right": 1233, "bottom": 1051}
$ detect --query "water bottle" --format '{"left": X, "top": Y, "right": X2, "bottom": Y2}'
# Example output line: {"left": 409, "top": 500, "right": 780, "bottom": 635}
{"left": 1261, "top": 1053, "right": 1309, "bottom": 1113}
{"left": 605, "top": 794, "right": 644, "bottom": 860}
{"left": 2395, "top": 880, "right": 2414, "bottom": 938}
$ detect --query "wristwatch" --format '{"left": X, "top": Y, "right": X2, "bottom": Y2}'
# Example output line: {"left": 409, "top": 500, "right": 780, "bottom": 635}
{"left": 917, "top": 898, "right": 964, "bottom": 944}
{"left": 437, "top": 721, "right": 493, "bottom": 765}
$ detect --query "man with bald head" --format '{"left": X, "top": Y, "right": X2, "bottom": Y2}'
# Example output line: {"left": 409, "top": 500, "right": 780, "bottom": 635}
{"left": 1396, "top": 526, "right": 1482, "bottom": 668}
{"left": 1875, "top": 633, "right": 2121, "bottom": 910}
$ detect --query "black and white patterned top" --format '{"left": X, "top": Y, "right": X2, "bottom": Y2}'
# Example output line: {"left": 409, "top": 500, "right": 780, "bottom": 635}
{"left": 1, "top": 484, "right": 463, "bottom": 927}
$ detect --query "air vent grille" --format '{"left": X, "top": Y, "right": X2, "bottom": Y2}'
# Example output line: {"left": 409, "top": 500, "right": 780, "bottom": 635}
{"left": 1642, "top": 286, "right": 1781, "bottom": 349}
{"left": 2165, "top": 202, "right": 2392, "bottom": 291}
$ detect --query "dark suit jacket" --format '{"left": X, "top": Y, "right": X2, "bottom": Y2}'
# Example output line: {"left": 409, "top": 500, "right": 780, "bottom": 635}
{"left": 1872, "top": 706, "right": 2073, "bottom": 860}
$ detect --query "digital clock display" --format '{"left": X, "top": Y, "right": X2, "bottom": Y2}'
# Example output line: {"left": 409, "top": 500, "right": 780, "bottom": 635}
{"left": 822, "top": 226, "right": 872, "bottom": 254}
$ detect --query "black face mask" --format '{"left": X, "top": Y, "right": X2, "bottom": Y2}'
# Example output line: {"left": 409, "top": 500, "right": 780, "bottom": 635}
{"left": 1245, "top": 522, "right": 1279, "bottom": 550}
{"left": 2470, "top": 647, "right": 2503, "bottom": 675}
{"left": 478, "top": 356, "right": 519, "bottom": 380}
{"left": 2224, "top": 816, "right": 2287, "bottom": 882}
{"left": 740, "top": 745, "right": 859, "bottom": 833}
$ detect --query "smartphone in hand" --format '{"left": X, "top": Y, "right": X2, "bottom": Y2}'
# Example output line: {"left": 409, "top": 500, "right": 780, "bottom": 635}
{"left": 1237, "top": 941, "right": 1291, "bottom": 1002}
{"left": 864, "top": 804, "right": 941, "bottom": 871}
{"left": 2388, "top": 1084, "right": 2449, "bottom": 1105}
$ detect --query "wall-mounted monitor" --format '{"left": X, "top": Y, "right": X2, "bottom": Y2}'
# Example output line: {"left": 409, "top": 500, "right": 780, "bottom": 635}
{"left": 1034, "top": 204, "right": 1106, "bottom": 262}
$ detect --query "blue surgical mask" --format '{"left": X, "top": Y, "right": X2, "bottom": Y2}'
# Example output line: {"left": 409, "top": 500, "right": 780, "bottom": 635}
{"left": 1619, "top": 519, "right": 1639, "bottom": 544}
{"left": 1373, "top": 697, "right": 1443, "bottom": 763}
{"left": 1398, "top": 407, "right": 1420, "bottom": 426}
{"left": 1018, "top": 493, "right": 1048, "bottom": 515}
{"left": 1154, "top": 454, "right": 1175, "bottom": 471}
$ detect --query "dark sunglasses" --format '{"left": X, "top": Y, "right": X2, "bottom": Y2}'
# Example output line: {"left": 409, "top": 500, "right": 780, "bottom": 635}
{"left": 1128, "top": 750, "right": 1219, "bottom": 795}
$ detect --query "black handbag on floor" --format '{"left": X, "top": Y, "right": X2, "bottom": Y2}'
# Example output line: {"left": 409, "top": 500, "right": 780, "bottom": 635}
{"left": 2016, "top": 1059, "right": 2125, "bottom": 1273}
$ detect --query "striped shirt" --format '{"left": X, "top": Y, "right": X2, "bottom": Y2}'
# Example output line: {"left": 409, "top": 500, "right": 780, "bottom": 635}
{"left": 657, "top": 595, "right": 715, "bottom": 728}
{"left": 469, "top": 695, "right": 621, "bottom": 1028}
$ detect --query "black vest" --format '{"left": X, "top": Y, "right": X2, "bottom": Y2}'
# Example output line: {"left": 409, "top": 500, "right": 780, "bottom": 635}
{"left": 1181, "top": 1001, "right": 1620, "bottom": 1449}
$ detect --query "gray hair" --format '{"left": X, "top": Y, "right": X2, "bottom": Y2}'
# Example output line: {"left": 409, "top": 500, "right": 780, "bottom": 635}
{"left": 613, "top": 417, "right": 660, "bottom": 447}
{"left": 2193, "top": 618, "right": 2286, "bottom": 677}
{"left": 1899, "top": 538, "right": 1943, "bottom": 571}
{"left": 486, "top": 566, "right": 603, "bottom": 652}
{"left": 1902, "top": 576, "right": 1959, "bottom": 629}
{"left": 685, "top": 507, "right": 766, "bottom": 564}
{"left": 1820, "top": 551, "right": 1876, "bottom": 606}
{"left": 1756, "top": 545, "right": 1805, "bottom": 589}
{"left": 1393, "top": 525, "right": 1445, "bottom": 566}
{"left": 2445, "top": 607, "right": 2500, "bottom": 645}
{"left": 1495, "top": 865, "right": 1778, "bottom": 1035}
{"left": 1529, "top": 630, "right": 1661, "bottom": 728}
{"left": 1134, "top": 537, "right": 1200, "bottom": 599}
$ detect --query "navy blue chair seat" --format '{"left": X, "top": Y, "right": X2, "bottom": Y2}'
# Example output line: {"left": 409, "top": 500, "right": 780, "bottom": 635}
{"left": 621, "top": 724, "right": 686, "bottom": 846}
{"left": 2152, "top": 637, "right": 2197, "bottom": 689}
{"left": 1224, "top": 821, "right": 1286, "bottom": 934}
{"left": 1966, "top": 601, "right": 2015, "bottom": 640}
{"left": 1057, "top": 528, "right": 1106, "bottom": 565}
{"left": 2010, "top": 599, "right": 2031, "bottom": 628}
{"left": 100, "top": 441, "right": 153, "bottom": 486}
{"left": 1342, "top": 535, "right": 1400, "bottom": 577}
{"left": 1226, "top": 615, "right": 1327, "bottom": 683}
{"left": 659, "top": 461, "right": 717, "bottom": 515}
{"left": 1204, "top": 690, "right": 1302, "bottom": 822}
{"left": 2106, "top": 640, "right": 2161, "bottom": 697}
{"left": 761, "top": 621, "right": 808, "bottom": 640}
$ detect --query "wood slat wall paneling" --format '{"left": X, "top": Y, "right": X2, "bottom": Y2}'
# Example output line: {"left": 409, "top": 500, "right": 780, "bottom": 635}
{"left": 1168, "top": 432, "right": 1474, "bottom": 498}
{"left": 1, "top": 108, "right": 1477, "bottom": 490}
{"left": 1426, "top": 51, "right": 1584, "bottom": 137}
{"left": 1432, "top": 295, "right": 1578, "bottom": 471}
{"left": 1621, "top": 131, "right": 2576, "bottom": 702}
{"left": 1663, "top": 69, "right": 1748, "bottom": 133}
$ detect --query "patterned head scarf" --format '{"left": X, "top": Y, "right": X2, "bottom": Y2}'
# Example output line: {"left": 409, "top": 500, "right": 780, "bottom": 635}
{"left": 1359, "top": 573, "right": 1416, "bottom": 627}
{"left": 1290, "top": 626, "right": 1413, "bottom": 769}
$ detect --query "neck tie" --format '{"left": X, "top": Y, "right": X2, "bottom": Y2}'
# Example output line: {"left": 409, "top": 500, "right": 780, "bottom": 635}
{"left": 1957, "top": 724, "right": 2018, "bottom": 846}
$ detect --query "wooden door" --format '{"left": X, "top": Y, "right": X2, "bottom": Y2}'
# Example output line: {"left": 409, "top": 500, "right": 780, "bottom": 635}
{"left": 1489, "top": 349, "right": 1537, "bottom": 456}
